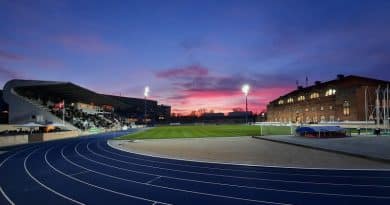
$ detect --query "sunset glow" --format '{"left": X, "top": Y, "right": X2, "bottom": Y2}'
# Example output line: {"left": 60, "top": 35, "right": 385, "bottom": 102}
{"left": 1, "top": 0, "right": 390, "bottom": 115}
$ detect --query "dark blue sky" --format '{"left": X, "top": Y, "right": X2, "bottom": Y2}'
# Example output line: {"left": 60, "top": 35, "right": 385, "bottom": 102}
{"left": 1, "top": 0, "right": 390, "bottom": 114}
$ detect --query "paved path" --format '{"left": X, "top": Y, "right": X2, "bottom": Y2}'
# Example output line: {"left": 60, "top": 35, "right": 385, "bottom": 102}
{"left": 111, "top": 137, "right": 390, "bottom": 169}
{"left": 1, "top": 131, "right": 390, "bottom": 205}
{"left": 257, "top": 135, "right": 390, "bottom": 161}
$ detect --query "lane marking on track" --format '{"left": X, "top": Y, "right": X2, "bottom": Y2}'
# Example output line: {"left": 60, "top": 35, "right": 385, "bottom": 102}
{"left": 107, "top": 140, "right": 390, "bottom": 172}
{"left": 0, "top": 186, "right": 14, "bottom": 205}
{"left": 70, "top": 170, "right": 90, "bottom": 176}
{"left": 46, "top": 145, "right": 172, "bottom": 205}
{"left": 0, "top": 145, "right": 36, "bottom": 205}
{"left": 103, "top": 141, "right": 390, "bottom": 179}
{"left": 92, "top": 142, "right": 390, "bottom": 188}
{"left": 81, "top": 141, "right": 390, "bottom": 199}
{"left": 146, "top": 176, "right": 161, "bottom": 185}
{"left": 24, "top": 147, "right": 85, "bottom": 205}
{"left": 68, "top": 142, "right": 290, "bottom": 205}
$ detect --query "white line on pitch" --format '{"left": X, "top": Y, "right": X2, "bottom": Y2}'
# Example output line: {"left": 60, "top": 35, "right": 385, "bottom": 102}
{"left": 84, "top": 142, "right": 390, "bottom": 199}
{"left": 0, "top": 186, "right": 14, "bottom": 205}
{"left": 71, "top": 142, "right": 289, "bottom": 205}
{"left": 70, "top": 170, "right": 90, "bottom": 176}
{"left": 47, "top": 146, "right": 172, "bottom": 205}
{"left": 146, "top": 176, "right": 161, "bottom": 184}
{"left": 107, "top": 140, "right": 390, "bottom": 172}
{"left": 0, "top": 145, "right": 37, "bottom": 205}
{"left": 24, "top": 148, "right": 85, "bottom": 205}
{"left": 94, "top": 142, "right": 390, "bottom": 188}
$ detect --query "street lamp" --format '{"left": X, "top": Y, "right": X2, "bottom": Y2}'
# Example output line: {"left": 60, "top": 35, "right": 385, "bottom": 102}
{"left": 144, "top": 86, "right": 149, "bottom": 125}
{"left": 242, "top": 84, "right": 250, "bottom": 124}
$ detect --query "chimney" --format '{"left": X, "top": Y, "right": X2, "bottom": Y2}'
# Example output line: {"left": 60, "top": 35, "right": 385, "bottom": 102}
{"left": 315, "top": 81, "right": 321, "bottom": 86}
{"left": 337, "top": 74, "right": 345, "bottom": 80}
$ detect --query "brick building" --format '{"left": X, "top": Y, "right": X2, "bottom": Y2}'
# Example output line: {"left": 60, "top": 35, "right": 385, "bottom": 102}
{"left": 267, "top": 75, "right": 389, "bottom": 123}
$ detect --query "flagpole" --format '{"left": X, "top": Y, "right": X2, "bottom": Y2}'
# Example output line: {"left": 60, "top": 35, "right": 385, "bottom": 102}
{"left": 62, "top": 100, "right": 65, "bottom": 126}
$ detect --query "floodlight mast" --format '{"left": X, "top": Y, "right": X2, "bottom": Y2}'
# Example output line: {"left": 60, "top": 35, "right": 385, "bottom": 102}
{"left": 242, "top": 84, "right": 250, "bottom": 124}
{"left": 144, "top": 86, "right": 149, "bottom": 125}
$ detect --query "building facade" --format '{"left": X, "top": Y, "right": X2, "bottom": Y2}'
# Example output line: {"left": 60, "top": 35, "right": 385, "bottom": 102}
{"left": 267, "top": 75, "right": 389, "bottom": 123}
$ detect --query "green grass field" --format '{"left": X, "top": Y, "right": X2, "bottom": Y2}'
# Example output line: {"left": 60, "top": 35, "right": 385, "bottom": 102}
{"left": 116, "top": 124, "right": 291, "bottom": 140}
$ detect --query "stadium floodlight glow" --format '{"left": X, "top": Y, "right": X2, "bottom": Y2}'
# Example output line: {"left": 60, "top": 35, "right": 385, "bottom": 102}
{"left": 242, "top": 84, "right": 250, "bottom": 96}
{"left": 242, "top": 84, "right": 250, "bottom": 124}
{"left": 144, "top": 86, "right": 150, "bottom": 97}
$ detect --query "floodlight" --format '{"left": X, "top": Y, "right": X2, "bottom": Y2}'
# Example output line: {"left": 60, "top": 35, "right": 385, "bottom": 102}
{"left": 242, "top": 84, "right": 250, "bottom": 96}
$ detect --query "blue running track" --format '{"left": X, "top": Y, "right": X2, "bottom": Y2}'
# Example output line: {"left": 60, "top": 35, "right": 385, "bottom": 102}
{"left": 1, "top": 130, "right": 390, "bottom": 205}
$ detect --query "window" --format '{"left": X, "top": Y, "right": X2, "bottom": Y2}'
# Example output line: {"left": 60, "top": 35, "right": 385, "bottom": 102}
{"left": 287, "top": 98, "right": 294, "bottom": 103}
{"left": 305, "top": 108, "right": 309, "bottom": 112}
{"left": 329, "top": 105, "right": 333, "bottom": 110}
{"left": 329, "top": 115, "right": 335, "bottom": 122}
{"left": 297, "top": 96, "right": 305, "bottom": 101}
{"left": 343, "top": 100, "right": 350, "bottom": 116}
{"left": 320, "top": 115, "right": 326, "bottom": 122}
{"left": 325, "top": 88, "right": 336, "bottom": 96}
{"left": 320, "top": 106, "right": 324, "bottom": 111}
{"left": 278, "top": 100, "right": 284, "bottom": 105}
{"left": 310, "top": 92, "right": 319, "bottom": 99}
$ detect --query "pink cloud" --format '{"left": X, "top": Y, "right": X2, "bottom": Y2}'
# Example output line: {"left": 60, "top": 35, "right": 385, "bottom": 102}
{"left": 156, "top": 64, "right": 209, "bottom": 78}
{"left": 165, "top": 86, "right": 294, "bottom": 115}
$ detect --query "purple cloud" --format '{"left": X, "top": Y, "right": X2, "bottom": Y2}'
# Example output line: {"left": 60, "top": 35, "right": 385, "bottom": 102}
{"left": 56, "top": 34, "right": 116, "bottom": 54}
{"left": 0, "top": 50, "right": 24, "bottom": 60}
{"left": 156, "top": 64, "right": 209, "bottom": 78}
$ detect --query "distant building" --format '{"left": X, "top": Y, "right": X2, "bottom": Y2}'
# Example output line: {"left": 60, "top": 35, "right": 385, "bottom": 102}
{"left": 267, "top": 75, "right": 390, "bottom": 123}
{"left": 157, "top": 104, "right": 171, "bottom": 121}
{"left": 227, "top": 111, "right": 253, "bottom": 118}
{"left": 203, "top": 112, "right": 225, "bottom": 118}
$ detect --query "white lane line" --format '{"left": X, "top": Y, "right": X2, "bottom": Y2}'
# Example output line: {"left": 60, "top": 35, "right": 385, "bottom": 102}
{"left": 93, "top": 142, "right": 390, "bottom": 188}
{"left": 82, "top": 142, "right": 390, "bottom": 199}
{"left": 70, "top": 142, "right": 289, "bottom": 205}
{"left": 0, "top": 145, "right": 36, "bottom": 205}
{"left": 70, "top": 170, "right": 90, "bottom": 176}
{"left": 46, "top": 145, "right": 172, "bottom": 205}
{"left": 103, "top": 141, "right": 390, "bottom": 179}
{"left": 0, "top": 186, "right": 14, "bottom": 205}
{"left": 24, "top": 148, "right": 85, "bottom": 205}
{"left": 146, "top": 176, "right": 161, "bottom": 185}
{"left": 108, "top": 140, "right": 390, "bottom": 172}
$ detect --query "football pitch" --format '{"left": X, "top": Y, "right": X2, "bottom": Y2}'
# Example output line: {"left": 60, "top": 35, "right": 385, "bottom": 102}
{"left": 116, "top": 124, "right": 291, "bottom": 140}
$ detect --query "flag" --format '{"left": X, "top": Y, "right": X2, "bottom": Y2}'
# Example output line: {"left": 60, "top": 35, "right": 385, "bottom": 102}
{"left": 54, "top": 100, "right": 64, "bottom": 109}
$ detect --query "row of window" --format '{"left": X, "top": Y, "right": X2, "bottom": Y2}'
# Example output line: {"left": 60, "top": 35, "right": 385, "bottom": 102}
{"left": 275, "top": 100, "right": 351, "bottom": 116}
{"left": 277, "top": 89, "right": 337, "bottom": 105}
{"left": 274, "top": 115, "right": 339, "bottom": 123}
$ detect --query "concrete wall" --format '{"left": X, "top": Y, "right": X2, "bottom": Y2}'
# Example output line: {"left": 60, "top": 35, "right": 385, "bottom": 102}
{"left": 28, "top": 131, "right": 81, "bottom": 143}
{"left": 0, "top": 124, "right": 17, "bottom": 132}
{"left": 0, "top": 135, "right": 28, "bottom": 147}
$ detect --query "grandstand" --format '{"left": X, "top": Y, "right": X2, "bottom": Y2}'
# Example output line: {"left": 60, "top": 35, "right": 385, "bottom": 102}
{"left": 2, "top": 79, "right": 171, "bottom": 131}
{"left": 0, "top": 90, "right": 8, "bottom": 123}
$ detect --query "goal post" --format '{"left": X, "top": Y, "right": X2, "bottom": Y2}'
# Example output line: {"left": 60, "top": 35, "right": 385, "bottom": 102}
{"left": 255, "top": 122, "right": 296, "bottom": 136}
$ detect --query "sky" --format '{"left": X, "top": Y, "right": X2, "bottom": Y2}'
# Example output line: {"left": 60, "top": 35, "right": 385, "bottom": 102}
{"left": 1, "top": 0, "right": 390, "bottom": 115}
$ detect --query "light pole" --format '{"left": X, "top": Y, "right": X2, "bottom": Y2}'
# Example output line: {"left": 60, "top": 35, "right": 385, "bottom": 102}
{"left": 144, "top": 86, "right": 150, "bottom": 125}
{"left": 242, "top": 84, "right": 250, "bottom": 124}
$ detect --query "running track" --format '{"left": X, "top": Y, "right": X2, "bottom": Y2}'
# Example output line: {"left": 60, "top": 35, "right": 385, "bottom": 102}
{"left": 1, "top": 130, "right": 390, "bottom": 205}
